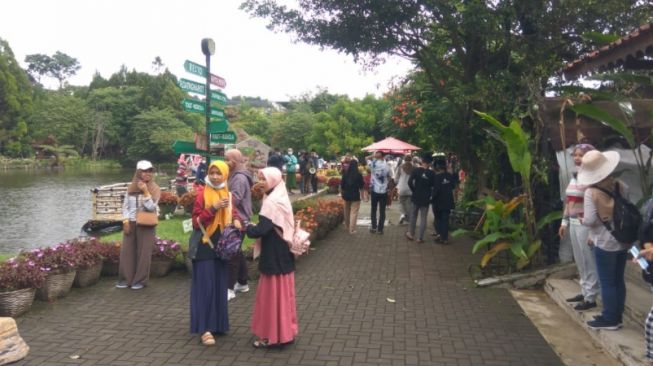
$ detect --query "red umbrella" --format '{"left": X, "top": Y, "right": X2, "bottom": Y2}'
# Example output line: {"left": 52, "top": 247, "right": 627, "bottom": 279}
{"left": 361, "top": 137, "right": 421, "bottom": 154}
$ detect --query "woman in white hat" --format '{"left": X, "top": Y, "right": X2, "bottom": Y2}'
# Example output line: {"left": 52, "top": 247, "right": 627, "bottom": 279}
{"left": 117, "top": 160, "right": 160, "bottom": 290}
{"left": 578, "top": 150, "right": 627, "bottom": 330}
{"left": 558, "top": 144, "right": 600, "bottom": 311}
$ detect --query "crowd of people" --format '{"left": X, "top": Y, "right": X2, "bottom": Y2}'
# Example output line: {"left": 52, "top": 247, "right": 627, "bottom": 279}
{"left": 115, "top": 141, "right": 653, "bottom": 362}
{"left": 117, "top": 150, "right": 298, "bottom": 349}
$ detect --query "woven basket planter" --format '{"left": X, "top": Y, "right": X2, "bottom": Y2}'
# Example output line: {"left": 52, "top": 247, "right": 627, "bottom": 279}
{"left": 101, "top": 261, "right": 119, "bottom": 277}
{"left": 36, "top": 270, "right": 76, "bottom": 302}
{"left": 149, "top": 258, "right": 174, "bottom": 278}
{"left": 74, "top": 261, "right": 103, "bottom": 288}
{"left": 0, "top": 288, "right": 36, "bottom": 318}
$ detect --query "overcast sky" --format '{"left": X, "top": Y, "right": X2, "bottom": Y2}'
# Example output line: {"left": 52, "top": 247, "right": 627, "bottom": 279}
{"left": 0, "top": 0, "right": 414, "bottom": 101}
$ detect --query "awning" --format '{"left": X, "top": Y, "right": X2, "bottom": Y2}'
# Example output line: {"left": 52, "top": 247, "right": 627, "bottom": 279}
{"left": 362, "top": 137, "right": 421, "bottom": 154}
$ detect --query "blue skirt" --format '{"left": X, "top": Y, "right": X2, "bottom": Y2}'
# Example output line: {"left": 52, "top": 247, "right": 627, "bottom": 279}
{"left": 190, "top": 258, "right": 229, "bottom": 334}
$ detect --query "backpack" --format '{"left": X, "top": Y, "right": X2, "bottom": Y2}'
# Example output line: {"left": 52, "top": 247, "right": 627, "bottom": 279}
{"left": 215, "top": 225, "right": 243, "bottom": 260}
{"left": 276, "top": 220, "right": 311, "bottom": 257}
{"left": 594, "top": 185, "right": 642, "bottom": 245}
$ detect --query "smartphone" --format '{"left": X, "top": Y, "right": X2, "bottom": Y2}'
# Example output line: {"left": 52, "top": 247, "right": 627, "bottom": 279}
{"left": 630, "top": 245, "right": 649, "bottom": 271}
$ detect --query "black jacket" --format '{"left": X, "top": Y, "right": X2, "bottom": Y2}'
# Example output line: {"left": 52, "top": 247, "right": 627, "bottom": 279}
{"left": 408, "top": 167, "right": 435, "bottom": 207}
{"left": 246, "top": 215, "right": 295, "bottom": 275}
{"left": 432, "top": 172, "right": 458, "bottom": 210}
{"left": 341, "top": 173, "right": 364, "bottom": 201}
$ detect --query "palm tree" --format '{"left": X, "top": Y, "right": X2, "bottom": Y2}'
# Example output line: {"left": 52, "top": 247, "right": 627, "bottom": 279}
{"left": 37, "top": 144, "right": 79, "bottom": 168}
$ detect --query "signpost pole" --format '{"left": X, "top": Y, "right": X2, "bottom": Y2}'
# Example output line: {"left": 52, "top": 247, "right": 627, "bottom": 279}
{"left": 201, "top": 38, "right": 215, "bottom": 165}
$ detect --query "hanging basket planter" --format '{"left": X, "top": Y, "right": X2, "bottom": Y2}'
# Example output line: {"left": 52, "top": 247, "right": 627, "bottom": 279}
{"left": 74, "top": 261, "right": 103, "bottom": 288}
{"left": 0, "top": 288, "right": 36, "bottom": 318}
{"left": 101, "top": 261, "right": 119, "bottom": 277}
{"left": 149, "top": 258, "right": 174, "bottom": 278}
{"left": 36, "top": 270, "right": 76, "bottom": 302}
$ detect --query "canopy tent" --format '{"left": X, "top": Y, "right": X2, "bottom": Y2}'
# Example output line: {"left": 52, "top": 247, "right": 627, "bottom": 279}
{"left": 361, "top": 137, "right": 421, "bottom": 154}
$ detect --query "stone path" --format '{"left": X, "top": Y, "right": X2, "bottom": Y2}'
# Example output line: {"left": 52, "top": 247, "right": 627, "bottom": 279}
{"left": 14, "top": 202, "right": 564, "bottom": 365}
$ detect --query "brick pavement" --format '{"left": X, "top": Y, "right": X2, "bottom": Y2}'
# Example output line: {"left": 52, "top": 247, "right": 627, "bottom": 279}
{"left": 14, "top": 202, "right": 564, "bottom": 365}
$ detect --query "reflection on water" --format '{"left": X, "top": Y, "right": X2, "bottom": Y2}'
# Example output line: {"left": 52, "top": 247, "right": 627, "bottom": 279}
{"left": 0, "top": 169, "right": 171, "bottom": 254}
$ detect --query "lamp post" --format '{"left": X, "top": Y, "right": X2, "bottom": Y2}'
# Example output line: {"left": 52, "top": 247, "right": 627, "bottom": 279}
{"left": 201, "top": 38, "right": 215, "bottom": 164}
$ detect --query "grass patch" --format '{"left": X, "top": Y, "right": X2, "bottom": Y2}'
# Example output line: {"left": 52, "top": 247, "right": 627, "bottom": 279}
{"left": 100, "top": 215, "right": 258, "bottom": 252}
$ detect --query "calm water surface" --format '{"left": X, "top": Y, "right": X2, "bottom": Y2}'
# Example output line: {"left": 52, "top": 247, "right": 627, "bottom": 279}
{"left": 0, "top": 169, "right": 170, "bottom": 254}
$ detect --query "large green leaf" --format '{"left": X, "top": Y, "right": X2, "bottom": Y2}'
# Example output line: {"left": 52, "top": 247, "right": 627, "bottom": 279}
{"left": 475, "top": 111, "right": 531, "bottom": 180}
{"left": 580, "top": 32, "right": 620, "bottom": 45}
{"left": 570, "top": 104, "right": 634, "bottom": 147}
{"left": 471, "top": 232, "right": 512, "bottom": 254}
{"left": 510, "top": 242, "right": 528, "bottom": 260}
{"left": 451, "top": 228, "right": 472, "bottom": 238}
{"left": 480, "top": 242, "right": 511, "bottom": 268}
{"left": 536, "top": 211, "right": 563, "bottom": 232}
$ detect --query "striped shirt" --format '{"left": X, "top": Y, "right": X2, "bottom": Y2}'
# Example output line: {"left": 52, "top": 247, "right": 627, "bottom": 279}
{"left": 562, "top": 177, "right": 586, "bottom": 226}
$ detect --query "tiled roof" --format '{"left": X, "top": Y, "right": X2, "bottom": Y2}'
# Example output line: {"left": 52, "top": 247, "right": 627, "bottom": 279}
{"left": 562, "top": 23, "right": 653, "bottom": 79}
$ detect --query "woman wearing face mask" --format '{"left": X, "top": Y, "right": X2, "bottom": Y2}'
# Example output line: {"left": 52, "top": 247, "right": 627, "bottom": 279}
{"left": 117, "top": 160, "right": 161, "bottom": 290}
{"left": 246, "top": 167, "right": 298, "bottom": 348}
{"left": 190, "top": 161, "right": 242, "bottom": 346}
{"left": 558, "top": 144, "right": 600, "bottom": 312}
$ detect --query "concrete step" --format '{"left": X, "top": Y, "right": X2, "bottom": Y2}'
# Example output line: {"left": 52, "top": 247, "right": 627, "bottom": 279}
{"left": 545, "top": 278, "right": 646, "bottom": 366}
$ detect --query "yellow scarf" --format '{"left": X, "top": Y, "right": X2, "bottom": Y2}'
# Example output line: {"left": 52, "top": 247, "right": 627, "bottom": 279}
{"left": 202, "top": 161, "right": 231, "bottom": 244}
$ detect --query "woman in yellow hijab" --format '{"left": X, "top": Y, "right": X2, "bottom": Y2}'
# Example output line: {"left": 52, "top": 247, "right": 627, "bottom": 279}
{"left": 189, "top": 160, "right": 241, "bottom": 346}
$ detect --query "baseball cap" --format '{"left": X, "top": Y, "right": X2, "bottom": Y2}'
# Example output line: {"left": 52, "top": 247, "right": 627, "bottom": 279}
{"left": 136, "top": 160, "right": 154, "bottom": 170}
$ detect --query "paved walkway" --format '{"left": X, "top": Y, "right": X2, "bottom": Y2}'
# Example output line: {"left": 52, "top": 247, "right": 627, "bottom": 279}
{"left": 15, "top": 202, "right": 564, "bottom": 365}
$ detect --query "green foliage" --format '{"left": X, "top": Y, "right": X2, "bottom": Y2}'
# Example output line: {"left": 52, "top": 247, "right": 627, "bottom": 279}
{"left": 0, "top": 38, "right": 32, "bottom": 157}
{"left": 25, "top": 51, "right": 80, "bottom": 89}
{"left": 126, "top": 108, "right": 194, "bottom": 163}
{"left": 475, "top": 111, "right": 531, "bottom": 181}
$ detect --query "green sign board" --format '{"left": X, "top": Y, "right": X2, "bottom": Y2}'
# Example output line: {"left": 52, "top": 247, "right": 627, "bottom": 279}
{"left": 184, "top": 60, "right": 206, "bottom": 78}
{"left": 172, "top": 140, "right": 205, "bottom": 155}
{"left": 211, "top": 90, "right": 227, "bottom": 105}
{"left": 210, "top": 131, "right": 237, "bottom": 144}
{"left": 182, "top": 99, "right": 225, "bottom": 119}
{"left": 208, "top": 120, "right": 229, "bottom": 133}
{"left": 181, "top": 99, "right": 204, "bottom": 113}
{"left": 178, "top": 78, "right": 205, "bottom": 95}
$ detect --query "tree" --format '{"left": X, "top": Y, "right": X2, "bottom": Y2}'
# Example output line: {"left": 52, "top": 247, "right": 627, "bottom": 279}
{"left": 152, "top": 56, "right": 164, "bottom": 74}
{"left": 30, "top": 92, "right": 93, "bottom": 154}
{"left": 241, "top": 0, "right": 651, "bottom": 192}
{"left": 126, "top": 108, "right": 194, "bottom": 163}
{"left": 25, "top": 51, "right": 80, "bottom": 89}
{"left": 0, "top": 38, "right": 32, "bottom": 157}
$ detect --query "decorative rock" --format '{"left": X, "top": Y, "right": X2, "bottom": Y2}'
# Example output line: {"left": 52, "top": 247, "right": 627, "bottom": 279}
{"left": 0, "top": 317, "right": 29, "bottom": 365}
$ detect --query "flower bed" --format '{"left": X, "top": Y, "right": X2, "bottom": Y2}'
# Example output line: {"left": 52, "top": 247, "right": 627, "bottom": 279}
{"left": 158, "top": 191, "right": 179, "bottom": 215}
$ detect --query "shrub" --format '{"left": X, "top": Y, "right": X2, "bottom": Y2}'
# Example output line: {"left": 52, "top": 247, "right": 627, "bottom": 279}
{"left": 159, "top": 191, "right": 179, "bottom": 205}
{"left": 69, "top": 238, "right": 103, "bottom": 268}
{"left": 153, "top": 238, "right": 182, "bottom": 260}
{"left": 0, "top": 258, "right": 47, "bottom": 291}
{"left": 327, "top": 177, "right": 341, "bottom": 187}
{"left": 22, "top": 243, "right": 79, "bottom": 273}
{"left": 96, "top": 241, "right": 121, "bottom": 263}
{"left": 179, "top": 191, "right": 197, "bottom": 213}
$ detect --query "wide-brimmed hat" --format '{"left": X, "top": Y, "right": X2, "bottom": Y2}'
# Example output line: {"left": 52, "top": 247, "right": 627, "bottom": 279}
{"left": 577, "top": 150, "right": 620, "bottom": 185}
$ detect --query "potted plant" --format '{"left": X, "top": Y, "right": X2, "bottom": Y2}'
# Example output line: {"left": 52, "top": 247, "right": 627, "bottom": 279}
{"left": 70, "top": 238, "right": 104, "bottom": 288}
{"left": 179, "top": 191, "right": 197, "bottom": 214}
{"left": 150, "top": 238, "right": 181, "bottom": 277}
{"left": 0, "top": 258, "right": 46, "bottom": 317}
{"left": 158, "top": 191, "right": 178, "bottom": 216}
{"left": 23, "top": 244, "right": 78, "bottom": 302}
{"left": 97, "top": 241, "right": 121, "bottom": 276}
{"left": 327, "top": 177, "right": 341, "bottom": 194}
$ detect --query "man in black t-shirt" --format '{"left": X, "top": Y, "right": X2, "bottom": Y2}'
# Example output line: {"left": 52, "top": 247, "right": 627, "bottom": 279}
{"left": 406, "top": 154, "right": 435, "bottom": 243}
{"left": 432, "top": 160, "right": 458, "bottom": 244}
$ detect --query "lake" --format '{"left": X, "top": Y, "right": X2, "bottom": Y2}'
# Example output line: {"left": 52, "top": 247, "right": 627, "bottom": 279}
{"left": 0, "top": 168, "right": 171, "bottom": 254}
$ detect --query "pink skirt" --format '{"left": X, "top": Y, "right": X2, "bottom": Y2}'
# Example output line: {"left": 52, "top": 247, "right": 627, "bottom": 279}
{"left": 251, "top": 272, "right": 298, "bottom": 344}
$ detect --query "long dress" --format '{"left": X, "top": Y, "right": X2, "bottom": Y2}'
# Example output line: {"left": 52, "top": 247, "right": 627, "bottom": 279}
{"left": 246, "top": 216, "right": 298, "bottom": 344}
{"left": 189, "top": 187, "right": 229, "bottom": 335}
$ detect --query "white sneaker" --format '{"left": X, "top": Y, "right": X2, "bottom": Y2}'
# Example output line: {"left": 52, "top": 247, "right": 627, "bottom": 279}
{"left": 227, "top": 289, "right": 236, "bottom": 301}
{"left": 234, "top": 283, "right": 250, "bottom": 293}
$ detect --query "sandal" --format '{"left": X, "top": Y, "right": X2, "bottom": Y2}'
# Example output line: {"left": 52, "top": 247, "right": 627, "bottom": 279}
{"left": 252, "top": 339, "right": 270, "bottom": 348}
{"left": 201, "top": 332, "right": 215, "bottom": 346}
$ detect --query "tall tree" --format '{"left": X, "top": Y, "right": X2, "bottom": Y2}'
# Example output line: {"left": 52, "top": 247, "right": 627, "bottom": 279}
{"left": 25, "top": 51, "right": 81, "bottom": 89}
{"left": 0, "top": 38, "right": 32, "bottom": 157}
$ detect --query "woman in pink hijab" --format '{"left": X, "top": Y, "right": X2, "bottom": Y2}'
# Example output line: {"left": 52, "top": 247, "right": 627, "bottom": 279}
{"left": 245, "top": 167, "right": 298, "bottom": 348}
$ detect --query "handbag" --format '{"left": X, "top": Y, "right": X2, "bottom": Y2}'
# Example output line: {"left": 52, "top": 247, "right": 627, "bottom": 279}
{"left": 136, "top": 195, "right": 158, "bottom": 226}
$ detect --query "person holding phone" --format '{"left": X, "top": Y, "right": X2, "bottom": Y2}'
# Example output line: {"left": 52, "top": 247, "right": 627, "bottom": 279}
{"left": 117, "top": 160, "right": 160, "bottom": 290}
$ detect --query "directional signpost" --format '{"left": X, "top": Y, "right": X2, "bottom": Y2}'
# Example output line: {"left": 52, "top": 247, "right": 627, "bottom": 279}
{"left": 173, "top": 39, "right": 236, "bottom": 161}
{"left": 210, "top": 131, "right": 237, "bottom": 144}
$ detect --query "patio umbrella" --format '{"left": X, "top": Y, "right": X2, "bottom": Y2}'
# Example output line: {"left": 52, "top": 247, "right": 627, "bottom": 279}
{"left": 361, "top": 137, "right": 421, "bottom": 154}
